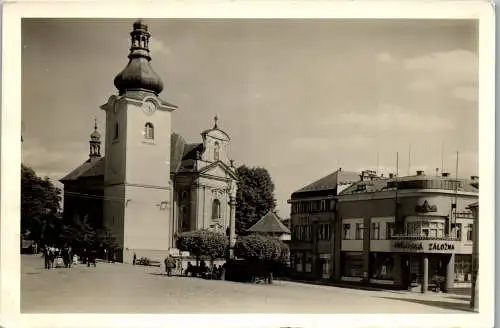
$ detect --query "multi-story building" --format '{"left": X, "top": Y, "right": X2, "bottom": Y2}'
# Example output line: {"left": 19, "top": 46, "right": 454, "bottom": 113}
{"left": 335, "top": 170, "right": 478, "bottom": 292}
{"left": 287, "top": 168, "right": 361, "bottom": 279}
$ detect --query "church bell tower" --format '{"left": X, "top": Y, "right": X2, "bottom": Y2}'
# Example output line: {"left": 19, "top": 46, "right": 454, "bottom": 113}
{"left": 100, "top": 20, "right": 178, "bottom": 263}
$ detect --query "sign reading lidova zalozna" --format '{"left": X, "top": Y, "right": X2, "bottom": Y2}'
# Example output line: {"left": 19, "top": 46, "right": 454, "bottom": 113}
{"left": 392, "top": 240, "right": 456, "bottom": 253}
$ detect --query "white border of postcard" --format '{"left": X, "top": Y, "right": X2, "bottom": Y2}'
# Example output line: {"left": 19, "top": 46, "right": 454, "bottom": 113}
{"left": 2, "top": 1, "right": 495, "bottom": 328}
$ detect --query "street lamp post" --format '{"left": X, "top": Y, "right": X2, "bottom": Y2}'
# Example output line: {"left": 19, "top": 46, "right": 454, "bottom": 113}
{"left": 469, "top": 202, "right": 479, "bottom": 311}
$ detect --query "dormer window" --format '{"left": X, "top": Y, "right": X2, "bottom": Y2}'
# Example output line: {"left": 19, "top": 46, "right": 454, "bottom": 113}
{"left": 214, "top": 141, "right": 220, "bottom": 161}
{"left": 144, "top": 122, "right": 154, "bottom": 139}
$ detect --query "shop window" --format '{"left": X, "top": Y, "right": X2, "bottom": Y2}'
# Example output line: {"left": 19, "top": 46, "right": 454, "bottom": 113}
{"left": 371, "top": 222, "right": 380, "bottom": 240}
{"left": 343, "top": 223, "right": 351, "bottom": 240}
{"left": 342, "top": 252, "right": 364, "bottom": 278}
{"left": 355, "top": 223, "right": 364, "bottom": 240}
{"left": 454, "top": 254, "right": 472, "bottom": 282}
{"left": 467, "top": 224, "right": 473, "bottom": 241}
{"left": 370, "top": 253, "right": 394, "bottom": 280}
{"left": 305, "top": 253, "right": 313, "bottom": 273}
{"left": 295, "top": 253, "right": 304, "bottom": 272}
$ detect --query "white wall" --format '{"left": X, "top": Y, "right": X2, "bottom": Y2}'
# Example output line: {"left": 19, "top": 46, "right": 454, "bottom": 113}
{"left": 123, "top": 185, "right": 172, "bottom": 262}
{"left": 125, "top": 101, "right": 172, "bottom": 188}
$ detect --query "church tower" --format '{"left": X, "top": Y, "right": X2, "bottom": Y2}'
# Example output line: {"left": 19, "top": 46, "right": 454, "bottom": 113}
{"left": 89, "top": 118, "right": 101, "bottom": 159}
{"left": 100, "top": 20, "right": 178, "bottom": 263}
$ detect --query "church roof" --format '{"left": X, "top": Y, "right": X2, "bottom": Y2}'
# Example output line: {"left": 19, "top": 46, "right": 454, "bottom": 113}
{"left": 247, "top": 211, "right": 291, "bottom": 234}
{"left": 61, "top": 133, "right": 208, "bottom": 182}
{"left": 60, "top": 157, "right": 105, "bottom": 182}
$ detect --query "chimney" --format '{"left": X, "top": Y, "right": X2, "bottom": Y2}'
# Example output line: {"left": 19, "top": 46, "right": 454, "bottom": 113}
{"left": 442, "top": 172, "right": 450, "bottom": 177}
{"left": 416, "top": 170, "right": 424, "bottom": 176}
{"left": 389, "top": 173, "right": 394, "bottom": 179}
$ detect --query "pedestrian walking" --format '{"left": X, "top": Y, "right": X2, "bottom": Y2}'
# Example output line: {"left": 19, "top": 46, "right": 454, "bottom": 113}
{"left": 164, "top": 255, "right": 175, "bottom": 277}
{"left": 133, "top": 252, "right": 137, "bottom": 265}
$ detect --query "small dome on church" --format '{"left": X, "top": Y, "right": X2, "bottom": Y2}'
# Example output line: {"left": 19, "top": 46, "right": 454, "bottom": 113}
{"left": 90, "top": 129, "right": 101, "bottom": 140}
{"left": 90, "top": 118, "right": 101, "bottom": 140}
{"left": 113, "top": 20, "right": 164, "bottom": 96}
{"left": 133, "top": 19, "right": 148, "bottom": 31}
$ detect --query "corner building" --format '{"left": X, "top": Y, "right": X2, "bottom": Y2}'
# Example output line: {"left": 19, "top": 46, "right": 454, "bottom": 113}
{"left": 335, "top": 171, "right": 478, "bottom": 292}
{"left": 61, "top": 20, "right": 237, "bottom": 263}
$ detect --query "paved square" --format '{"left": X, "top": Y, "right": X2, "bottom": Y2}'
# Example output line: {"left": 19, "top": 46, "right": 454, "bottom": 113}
{"left": 21, "top": 255, "right": 471, "bottom": 313}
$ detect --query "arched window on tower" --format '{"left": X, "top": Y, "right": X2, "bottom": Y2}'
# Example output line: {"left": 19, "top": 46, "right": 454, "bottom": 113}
{"left": 144, "top": 122, "right": 154, "bottom": 140}
{"left": 214, "top": 141, "right": 220, "bottom": 161}
{"left": 212, "top": 199, "right": 221, "bottom": 220}
{"left": 114, "top": 122, "right": 119, "bottom": 140}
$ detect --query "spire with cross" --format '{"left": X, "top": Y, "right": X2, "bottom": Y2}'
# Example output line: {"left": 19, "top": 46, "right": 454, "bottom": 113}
{"left": 214, "top": 115, "right": 218, "bottom": 129}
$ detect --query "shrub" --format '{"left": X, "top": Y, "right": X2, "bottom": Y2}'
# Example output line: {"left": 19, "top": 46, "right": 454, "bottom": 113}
{"left": 176, "top": 229, "right": 228, "bottom": 263}
{"left": 136, "top": 257, "right": 151, "bottom": 266}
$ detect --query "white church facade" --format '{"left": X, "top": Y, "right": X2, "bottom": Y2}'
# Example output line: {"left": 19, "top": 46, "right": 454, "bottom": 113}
{"left": 61, "top": 20, "right": 238, "bottom": 263}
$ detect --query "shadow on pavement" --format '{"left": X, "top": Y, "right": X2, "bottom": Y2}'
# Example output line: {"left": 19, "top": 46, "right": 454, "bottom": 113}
{"left": 378, "top": 296, "right": 475, "bottom": 313}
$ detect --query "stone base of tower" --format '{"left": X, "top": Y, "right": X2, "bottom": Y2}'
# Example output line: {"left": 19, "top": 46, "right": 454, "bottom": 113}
{"left": 104, "top": 183, "right": 174, "bottom": 264}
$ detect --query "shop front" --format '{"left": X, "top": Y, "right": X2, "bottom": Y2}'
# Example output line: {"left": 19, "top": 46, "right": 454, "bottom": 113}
{"left": 390, "top": 239, "right": 458, "bottom": 293}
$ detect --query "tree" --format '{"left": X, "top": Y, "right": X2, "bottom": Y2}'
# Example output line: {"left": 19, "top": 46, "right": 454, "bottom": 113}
{"left": 21, "top": 164, "right": 62, "bottom": 244}
{"left": 235, "top": 165, "right": 277, "bottom": 233}
{"left": 59, "top": 214, "right": 118, "bottom": 256}
{"left": 234, "top": 234, "right": 289, "bottom": 284}
{"left": 176, "top": 229, "right": 227, "bottom": 264}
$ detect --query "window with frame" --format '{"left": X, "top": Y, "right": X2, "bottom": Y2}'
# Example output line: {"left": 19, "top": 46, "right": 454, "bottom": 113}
{"left": 467, "top": 224, "right": 473, "bottom": 241}
{"left": 114, "top": 122, "right": 119, "bottom": 140}
{"left": 214, "top": 141, "right": 220, "bottom": 161}
{"left": 343, "top": 223, "right": 351, "bottom": 240}
{"left": 320, "top": 200, "right": 326, "bottom": 212}
{"left": 144, "top": 122, "right": 154, "bottom": 139}
{"left": 355, "top": 223, "right": 364, "bottom": 240}
{"left": 319, "top": 223, "right": 331, "bottom": 241}
{"left": 454, "top": 254, "right": 472, "bottom": 282}
{"left": 386, "top": 222, "right": 395, "bottom": 239}
{"left": 371, "top": 222, "right": 380, "bottom": 240}
{"left": 453, "top": 223, "right": 462, "bottom": 240}
{"left": 212, "top": 199, "right": 221, "bottom": 220}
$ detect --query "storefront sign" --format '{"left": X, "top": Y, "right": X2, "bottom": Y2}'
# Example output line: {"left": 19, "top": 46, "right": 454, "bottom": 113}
{"left": 393, "top": 241, "right": 423, "bottom": 251}
{"left": 392, "top": 240, "right": 456, "bottom": 253}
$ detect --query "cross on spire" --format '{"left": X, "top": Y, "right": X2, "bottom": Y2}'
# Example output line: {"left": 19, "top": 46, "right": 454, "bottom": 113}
{"left": 94, "top": 117, "right": 98, "bottom": 131}
{"left": 214, "top": 115, "right": 218, "bottom": 129}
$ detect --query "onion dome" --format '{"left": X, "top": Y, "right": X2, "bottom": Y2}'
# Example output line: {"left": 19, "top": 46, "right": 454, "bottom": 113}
{"left": 113, "top": 19, "right": 164, "bottom": 96}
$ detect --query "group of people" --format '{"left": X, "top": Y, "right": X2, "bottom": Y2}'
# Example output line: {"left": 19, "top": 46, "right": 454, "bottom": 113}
{"left": 43, "top": 245, "right": 74, "bottom": 269}
{"left": 184, "top": 260, "right": 224, "bottom": 280}
{"left": 42, "top": 245, "right": 100, "bottom": 269}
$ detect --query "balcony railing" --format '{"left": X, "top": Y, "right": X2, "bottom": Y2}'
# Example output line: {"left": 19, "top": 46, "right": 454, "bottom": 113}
{"left": 389, "top": 234, "right": 460, "bottom": 241}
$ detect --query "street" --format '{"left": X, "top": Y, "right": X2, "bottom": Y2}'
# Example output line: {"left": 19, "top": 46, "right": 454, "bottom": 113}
{"left": 21, "top": 255, "right": 472, "bottom": 314}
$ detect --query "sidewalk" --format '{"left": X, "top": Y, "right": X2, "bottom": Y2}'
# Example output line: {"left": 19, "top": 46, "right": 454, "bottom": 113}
{"left": 277, "top": 277, "right": 472, "bottom": 300}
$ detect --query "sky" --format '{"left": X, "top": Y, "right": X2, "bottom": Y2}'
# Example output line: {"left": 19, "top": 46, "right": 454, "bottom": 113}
{"left": 22, "top": 19, "right": 479, "bottom": 217}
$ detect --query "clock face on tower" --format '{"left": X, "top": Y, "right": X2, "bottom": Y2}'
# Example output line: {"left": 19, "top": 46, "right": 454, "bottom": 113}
{"left": 143, "top": 100, "right": 157, "bottom": 116}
